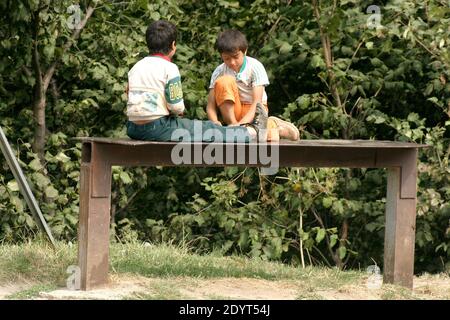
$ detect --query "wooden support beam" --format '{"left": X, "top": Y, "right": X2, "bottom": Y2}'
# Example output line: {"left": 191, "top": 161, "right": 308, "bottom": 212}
{"left": 78, "top": 143, "right": 111, "bottom": 290}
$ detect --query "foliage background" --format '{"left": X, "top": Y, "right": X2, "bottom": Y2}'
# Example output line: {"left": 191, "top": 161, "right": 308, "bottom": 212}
{"left": 0, "top": 0, "right": 449, "bottom": 273}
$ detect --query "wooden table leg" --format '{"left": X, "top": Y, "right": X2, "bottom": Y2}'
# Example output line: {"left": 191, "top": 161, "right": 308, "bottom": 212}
{"left": 383, "top": 149, "right": 418, "bottom": 288}
{"left": 78, "top": 143, "right": 112, "bottom": 290}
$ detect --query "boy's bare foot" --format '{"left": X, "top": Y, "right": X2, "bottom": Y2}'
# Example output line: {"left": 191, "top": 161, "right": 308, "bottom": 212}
{"left": 268, "top": 116, "right": 300, "bottom": 141}
{"left": 267, "top": 118, "right": 280, "bottom": 141}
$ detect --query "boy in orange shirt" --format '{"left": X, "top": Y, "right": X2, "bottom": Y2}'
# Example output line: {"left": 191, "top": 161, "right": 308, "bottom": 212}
{"left": 206, "top": 30, "right": 299, "bottom": 141}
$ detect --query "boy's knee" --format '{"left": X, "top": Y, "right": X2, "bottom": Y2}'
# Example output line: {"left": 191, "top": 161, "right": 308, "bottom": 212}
{"left": 218, "top": 100, "right": 234, "bottom": 110}
{"left": 214, "top": 76, "right": 238, "bottom": 107}
{"left": 214, "top": 75, "right": 237, "bottom": 90}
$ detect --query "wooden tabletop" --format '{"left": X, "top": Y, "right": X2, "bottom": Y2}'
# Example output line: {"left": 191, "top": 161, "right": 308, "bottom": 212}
{"left": 75, "top": 137, "right": 428, "bottom": 149}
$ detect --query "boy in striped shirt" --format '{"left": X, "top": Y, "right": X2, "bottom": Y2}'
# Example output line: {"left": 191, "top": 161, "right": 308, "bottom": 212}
{"left": 207, "top": 30, "right": 299, "bottom": 141}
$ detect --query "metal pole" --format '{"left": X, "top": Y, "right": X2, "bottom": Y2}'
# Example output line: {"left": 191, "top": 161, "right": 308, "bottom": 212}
{"left": 0, "top": 125, "right": 55, "bottom": 246}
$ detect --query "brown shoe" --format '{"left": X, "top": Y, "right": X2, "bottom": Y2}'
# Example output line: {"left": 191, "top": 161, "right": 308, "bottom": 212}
{"left": 268, "top": 116, "right": 299, "bottom": 141}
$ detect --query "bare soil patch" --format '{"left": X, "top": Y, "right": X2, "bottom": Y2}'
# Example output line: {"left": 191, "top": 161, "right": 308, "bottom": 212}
{"left": 1, "top": 273, "right": 449, "bottom": 300}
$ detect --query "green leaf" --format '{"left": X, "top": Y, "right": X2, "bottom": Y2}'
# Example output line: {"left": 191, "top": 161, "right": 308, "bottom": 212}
{"left": 233, "top": 19, "right": 246, "bottom": 28}
{"left": 311, "top": 55, "right": 324, "bottom": 68}
{"left": 33, "top": 172, "right": 50, "bottom": 188}
{"left": 29, "top": 158, "right": 43, "bottom": 171}
{"left": 374, "top": 116, "right": 386, "bottom": 124}
{"left": 341, "top": 46, "right": 353, "bottom": 56}
{"left": 326, "top": 13, "right": 341, "bottom": 35}
{"left": 365, "top": 222, "right": 379, "bottom": 232}
{"left": 194, "top": 215, "right": 205, "bottom": 226}
{"left": 43, "top": 44, "right": 55, "bottom": 59}
{"left": 316, "top": 228, "right": 326, "bottom": 243}
{"left": 150, "top": 12, "right": 160, "bottom": 21}
{"left": 371, "top": 58, "right": 383, "bottom": 67}
{"left": 427, "top": 97, "right": 442, "bottom": 107}
{"left": 300, "top": 231, "right": 309, "bottom": 241}
{"left": 7, "top": 180, "right": 19, "bottom": 192}
{"left": 11, "top": 196, "right": 24, "bottom": 213}
{"left": 55, "top": 152, "right": 70, "bottom": 163}
{"left": 341, "top": 0, "right": 358, "bottom": 5}
{"left": 330, "top": 234, "right": 338, "bottom": 248}
{"left": 279, "top": 42, "right": 293, "bottom": 54}
{"left": 322, "top": 197, "right": 333, "bottom": 208}
{"left": 45, "top": 186, "right": 59, "bottom": 199}
{"left": 25, "top": 215, "right": 35, "bottom": 228}
{"left": 332, "top": 200, "right": 344, "bottom": 215}
{"left": 338, "top": 246, "right": 347, "bottom": 260}
{"left": 119, "top": 172, "right": 132, "bottom": 184}
{"left": 298, "top": 95, "right": 311, "bottom": 109}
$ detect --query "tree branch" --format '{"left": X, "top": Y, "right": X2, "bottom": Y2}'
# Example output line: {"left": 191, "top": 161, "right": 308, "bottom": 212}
{"left": 311, "top": 206, "right": 337, "bottom": 264}
{"left": 22, "top": 65, "right": 32, "bottom": 78}
{"left": 43, "top": 5, "right": 96, "bottom": 91}
{"left": 312, "top": 0, "right": 343, "bottom": 111}
{"left": 344, "top": 36, "right": 365, "bottom": 74}
{"left": 32, "top": 8, "right": 43, "bottom": 98}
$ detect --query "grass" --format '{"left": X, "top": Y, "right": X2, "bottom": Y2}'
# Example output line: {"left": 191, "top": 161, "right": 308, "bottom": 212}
{"left": 111, "top": 242, "right": 354, "bottom": 281}
{"left": 0, "top": 240, "right": 448, "bottom": 300}
{"left": 0, "top": 240, "right": 77, "bottom": 285}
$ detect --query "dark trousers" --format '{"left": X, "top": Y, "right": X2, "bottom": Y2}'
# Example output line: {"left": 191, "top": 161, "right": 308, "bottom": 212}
{"left": 127, "top": 116, "right": 251, "bottom": 142}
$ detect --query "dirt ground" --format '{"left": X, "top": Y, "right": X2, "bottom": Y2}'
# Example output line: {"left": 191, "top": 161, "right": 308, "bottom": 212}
{"left": 1, "top": 273, "right": 449, "bottom": 300}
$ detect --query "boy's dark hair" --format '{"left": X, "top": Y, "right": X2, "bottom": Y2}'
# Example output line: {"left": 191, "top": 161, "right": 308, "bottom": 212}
{"left": 215, "top": 30, "right": 248, "bottom": 54}
{"left": 146, "top": 20, "right": 177, "bottom": 55}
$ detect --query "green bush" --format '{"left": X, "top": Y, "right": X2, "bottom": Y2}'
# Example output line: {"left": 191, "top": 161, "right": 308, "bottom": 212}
{"left": 0, "top": 0, "right": 448, "bottom": 273}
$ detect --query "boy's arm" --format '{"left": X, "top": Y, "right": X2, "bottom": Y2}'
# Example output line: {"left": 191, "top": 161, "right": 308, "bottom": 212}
{"left": 206, "top": 89, "right": 221, "bottom": 125}
{"left": 238, "top": 85, "right": 264, "bottom": 125}
{"left": 165, "top": 76, "right": 185, "bottom": 116}
{"left": 237, "top": 59, "right": 269, "bottom": 124}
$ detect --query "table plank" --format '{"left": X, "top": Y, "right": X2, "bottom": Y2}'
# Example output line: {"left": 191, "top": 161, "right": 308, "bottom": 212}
{"left": 74, "top": 137, "right": 427, "bottom": 149}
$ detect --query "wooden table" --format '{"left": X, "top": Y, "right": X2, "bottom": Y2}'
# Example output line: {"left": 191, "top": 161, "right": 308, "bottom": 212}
{"left": 76, "top": 138, "right": 427, "bottom": 290}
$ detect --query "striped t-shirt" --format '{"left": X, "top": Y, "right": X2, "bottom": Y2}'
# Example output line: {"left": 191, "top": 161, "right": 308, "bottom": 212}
{"left": 209, "top": 56, "right": 269, "bottom": 104}
{"left": 127, "top": 56, "right": 185, "bottom": 121}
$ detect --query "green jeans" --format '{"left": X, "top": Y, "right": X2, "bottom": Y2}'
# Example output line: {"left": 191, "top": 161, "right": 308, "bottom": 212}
{"left": 127, "top": 116, "right": 251, "bottom": 142}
